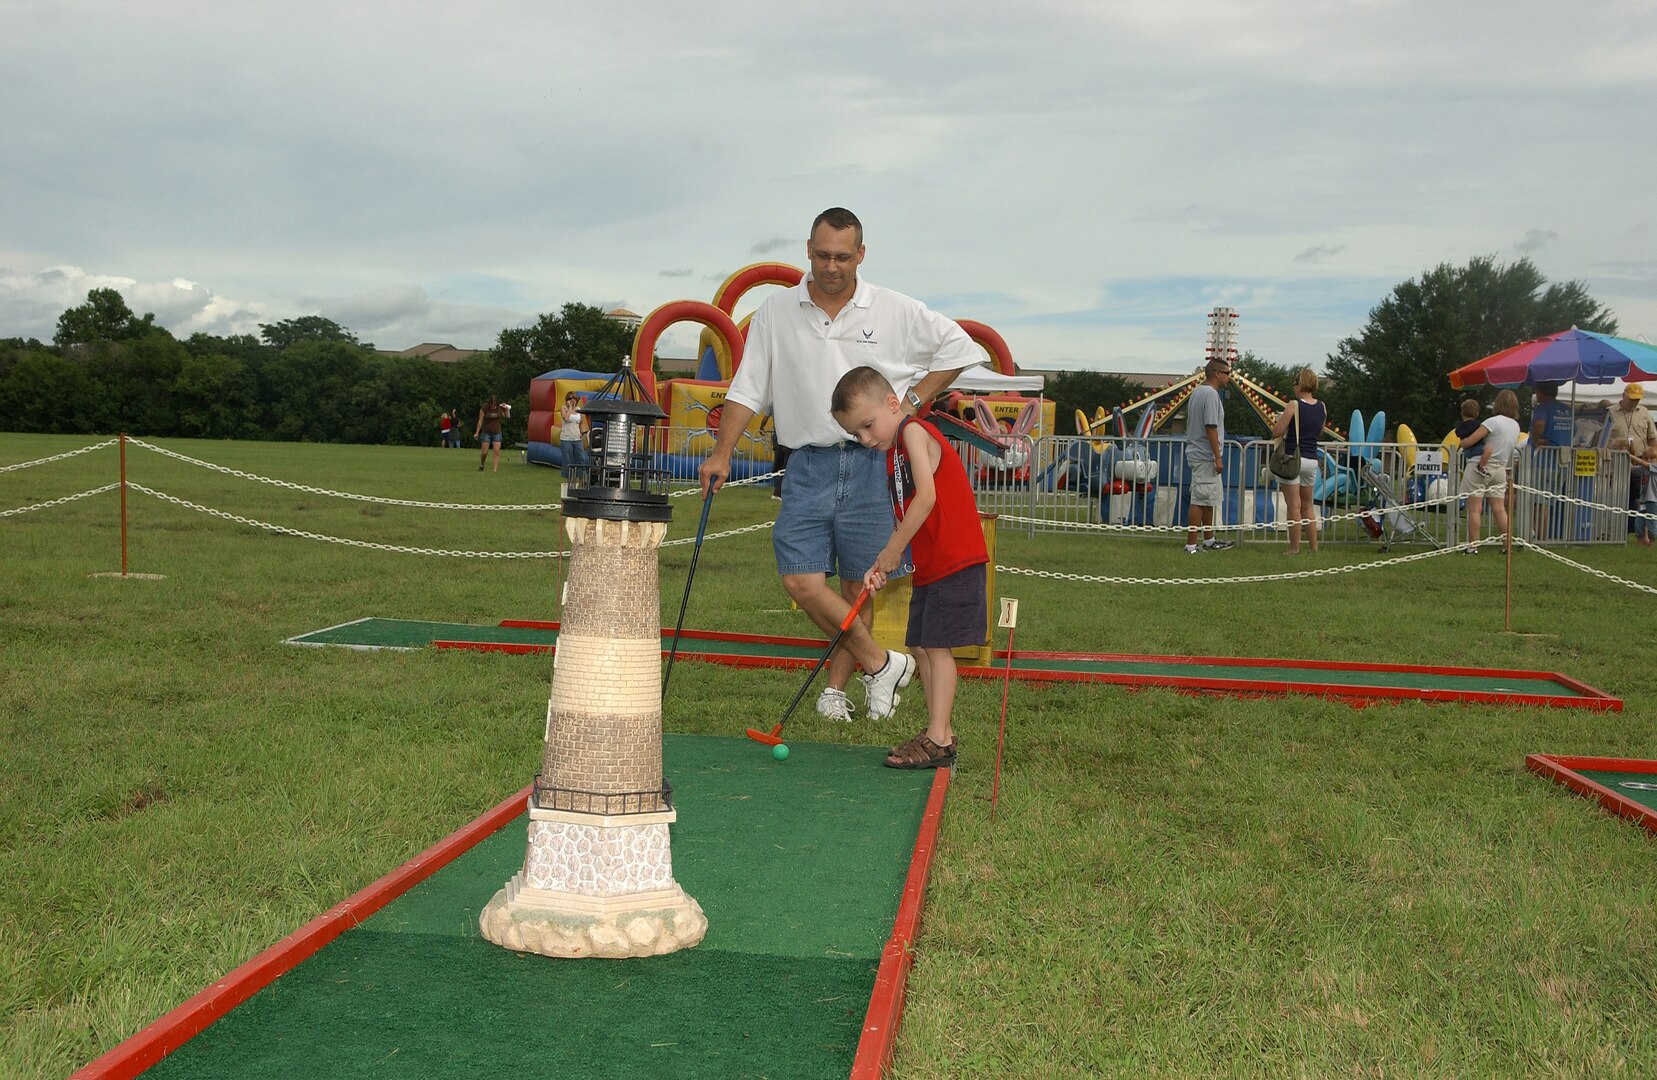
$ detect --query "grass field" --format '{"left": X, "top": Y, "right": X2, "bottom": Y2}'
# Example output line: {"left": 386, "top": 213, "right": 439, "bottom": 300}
{"left": 3, "top": 432, "right": 1656, "bottom": 1079}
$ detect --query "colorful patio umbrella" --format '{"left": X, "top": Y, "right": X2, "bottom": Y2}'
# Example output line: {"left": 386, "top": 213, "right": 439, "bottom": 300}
{"left": 1448, "top": 327, "right": 1657, "bottom": 389}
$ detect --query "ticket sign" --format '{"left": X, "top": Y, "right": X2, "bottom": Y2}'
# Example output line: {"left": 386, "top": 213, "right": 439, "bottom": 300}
{"left": 1574, "top": 449, "right": 1598, "bottom": 477}
{"left": 1415, "top": 449, "right": 1443, "bottom": 476}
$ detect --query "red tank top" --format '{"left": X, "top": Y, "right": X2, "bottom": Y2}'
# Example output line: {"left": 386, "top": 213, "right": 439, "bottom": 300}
{"left": 885, "top": 417, "right": 988, "bottom": 586}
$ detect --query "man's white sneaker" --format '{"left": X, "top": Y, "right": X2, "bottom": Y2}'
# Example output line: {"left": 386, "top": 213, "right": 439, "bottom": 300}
{"left": 815, "top": 687, "right": 854, "bottom": 722}
{"left": 860, "top": 650, "right": 916, "bottom": 721}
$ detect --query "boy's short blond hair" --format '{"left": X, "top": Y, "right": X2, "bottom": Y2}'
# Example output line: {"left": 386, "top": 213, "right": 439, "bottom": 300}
{"left": 831, "top": 366, "right": 895, "bottom": 416}
{"left": 1461, "top": 398, "right": 1481, "bottom": 420}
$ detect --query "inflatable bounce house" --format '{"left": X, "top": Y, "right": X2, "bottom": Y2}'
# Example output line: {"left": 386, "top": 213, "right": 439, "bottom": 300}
{"left": 526, "top": 368, "right": 658, "bottom": 470}
{"left": 529, "top": 262, "right": 1049, "bottom": 484}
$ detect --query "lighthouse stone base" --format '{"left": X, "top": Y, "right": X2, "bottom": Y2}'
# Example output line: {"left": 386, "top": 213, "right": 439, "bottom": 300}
{"left": 478, "top": 815, "right": 707, "bottom": 958}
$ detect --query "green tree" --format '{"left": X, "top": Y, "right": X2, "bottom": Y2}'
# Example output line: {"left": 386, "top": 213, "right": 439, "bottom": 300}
{"left": 1324, "top": 256, "right": 1616, "bottom": 438}
{"left": 1044, "top": 370, "right": 1147, "bottom": 435}
{"left": 90, "top": 330, "right": 188, "bottom": 434}
{"left": 258, "top": 316, "right": 362, "bottom": 350}
{"left": 53, "top": 287, "right": 155, "bottom": 347}
{"left": 0, "top": 347, "right": 100, "bottom": 432}
{"left": 490, "top": 303, "right": 634, "bottom": 401}
{"left": 257, "top": 339, "right": 372, "bottom": 441}
{"left": 174, "top": 351, "right": 257, "bottom": 439}
{"left": 1222, "top": 351, "right": 1305, "bottom": 438}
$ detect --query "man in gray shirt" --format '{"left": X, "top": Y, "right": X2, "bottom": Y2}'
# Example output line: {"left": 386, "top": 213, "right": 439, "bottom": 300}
{"left": 1184, "top": 359, "right": 1234, "bottom": 553}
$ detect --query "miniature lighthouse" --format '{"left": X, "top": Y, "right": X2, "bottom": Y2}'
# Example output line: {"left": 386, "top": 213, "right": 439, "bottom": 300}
{"left": 479, "top": 363, "right": 707, "bottom": 958}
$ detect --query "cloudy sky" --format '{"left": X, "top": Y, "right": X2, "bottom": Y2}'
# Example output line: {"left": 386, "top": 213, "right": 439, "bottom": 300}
{"left": 4, "top": 0, "right": 1655, "bottom": 375}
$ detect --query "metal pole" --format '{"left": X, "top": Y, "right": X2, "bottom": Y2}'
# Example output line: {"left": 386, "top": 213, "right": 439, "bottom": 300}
{"left": 1504, "top": 473, "right": 1514, "bottom": 631}
{"left": 119, "top": 432, "right": 128, "bottom": 578}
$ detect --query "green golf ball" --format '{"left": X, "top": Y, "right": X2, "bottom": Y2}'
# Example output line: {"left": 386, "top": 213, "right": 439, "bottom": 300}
{"left": 772, "top": 743, "right": 789, "bottom": 761}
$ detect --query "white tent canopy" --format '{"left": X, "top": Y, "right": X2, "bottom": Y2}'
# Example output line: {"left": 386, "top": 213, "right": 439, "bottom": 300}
{"left": 948, "top": 366, "right": 1045, "bottom": 394}
{"left": 1555, "top": 376, "right": 1646, "bottom": 403}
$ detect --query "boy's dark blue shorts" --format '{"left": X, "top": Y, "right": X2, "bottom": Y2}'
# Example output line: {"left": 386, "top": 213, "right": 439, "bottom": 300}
{"left": 906, "top": 562, "right": 987, "bottom": 650}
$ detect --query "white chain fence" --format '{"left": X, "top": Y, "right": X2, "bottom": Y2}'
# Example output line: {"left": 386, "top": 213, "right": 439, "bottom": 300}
{"left": 124, "top": 483, "right": 779, "bottom": 558}
{"left": 0, "top": 483, "right": 121, "bottom": 518}
{"left": 996, "top": 538, "right": 1478, "bottom": 587}
{"left": 1512, "top": 482, "right": 1657, "bottom": 526}
{"left": 1512, "top": 537, "right": 1657, "bottom": 597}
{"left": 125, "top": 438, "right": 562, "bottom": 511}
{"left": 5, "top": 438, "right": 1652, "bottom": 600}
{"left": 0, "top": 439, "right": 117, "bottom": 473}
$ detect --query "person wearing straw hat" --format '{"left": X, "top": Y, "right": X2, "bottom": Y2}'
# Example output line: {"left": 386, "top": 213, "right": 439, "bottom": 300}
{"left": 1607, "top": 384, "right": 1657, "bottom": 458}
{"left": 1608, "top": 384, "right": 1657, "bottom": 546}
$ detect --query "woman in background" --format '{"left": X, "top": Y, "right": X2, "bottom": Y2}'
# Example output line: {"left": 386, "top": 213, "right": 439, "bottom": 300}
{"left": 1457, "top": 389, "right": 1522, "bottom": 551}
{"left": 559, "top": 392, "right": 589, "bottom": 478}
{"left": 475, "top": 395, "right": 507, "bottom": 472}
{"left": 1269, "top": 368, "right": 1327, "bottom": 555}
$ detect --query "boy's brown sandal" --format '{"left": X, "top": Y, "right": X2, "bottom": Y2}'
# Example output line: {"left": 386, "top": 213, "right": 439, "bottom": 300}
{"left": 884, "top": 733, "right": 956, "bottom": 770}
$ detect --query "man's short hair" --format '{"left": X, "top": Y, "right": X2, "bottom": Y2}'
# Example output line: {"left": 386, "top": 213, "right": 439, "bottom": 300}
{"left": 812, "top": 207, "right": 863, "bottom": 247}
{"left": 831, "top": 365, "right": 892, "bottom": 415}
{"left": 1205, "top": 359, "right": 1231, "bottom": 378}
{"left": 1536, "top": 382, "right": 1559, "bottom": 401}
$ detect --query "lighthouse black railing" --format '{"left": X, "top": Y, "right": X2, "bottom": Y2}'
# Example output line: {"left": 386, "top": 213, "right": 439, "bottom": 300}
{"left": 532, "top": 776, "right": 674, "bottom": 816}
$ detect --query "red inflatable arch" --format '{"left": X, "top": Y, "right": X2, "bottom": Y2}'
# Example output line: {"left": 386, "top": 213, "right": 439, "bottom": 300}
{"left": 701, "top": 263, "right": 803, "bottom": 380}
{"left": 631, "top": 300, "right": 745, "bottom": 377}
{"left": 956, "top": 319, "right": 1015, "bottom": 376}
{"left": 712, "top": 262, "right": 803, "bottom": 316}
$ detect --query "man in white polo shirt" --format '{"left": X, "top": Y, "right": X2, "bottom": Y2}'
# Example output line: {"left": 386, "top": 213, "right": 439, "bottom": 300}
{"left": 699, "top": 207, "right": 982, "bottom": 722}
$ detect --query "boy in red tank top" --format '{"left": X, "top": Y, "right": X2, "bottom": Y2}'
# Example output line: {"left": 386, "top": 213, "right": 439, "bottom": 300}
{"left": 831, "top": 366, "right": 988, "bottom": 770}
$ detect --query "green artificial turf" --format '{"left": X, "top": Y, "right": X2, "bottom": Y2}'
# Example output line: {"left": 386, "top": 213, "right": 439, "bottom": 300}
{"left": 139, "top": 735, "right": 934, "bottom": 1080}
{"left": 1575, "top": 769, "right": 1657, "bottom": 815}
{"left": 294, "top": 618, "right": 1605, "bottom": 702}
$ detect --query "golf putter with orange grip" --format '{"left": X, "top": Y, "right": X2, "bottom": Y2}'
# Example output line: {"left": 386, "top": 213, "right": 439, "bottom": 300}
{"left": 744, "top": 586, "right": 873, "bottom": 746}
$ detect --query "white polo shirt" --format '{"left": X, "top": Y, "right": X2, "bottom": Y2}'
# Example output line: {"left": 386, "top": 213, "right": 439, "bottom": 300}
{"left": 726, "top": 277, "right": 984, "bottom": 448}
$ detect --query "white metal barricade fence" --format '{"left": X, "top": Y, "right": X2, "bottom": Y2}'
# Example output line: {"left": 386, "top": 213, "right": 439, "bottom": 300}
{"left": 1000, "top": 435, "right": 1635, "bottom": 547}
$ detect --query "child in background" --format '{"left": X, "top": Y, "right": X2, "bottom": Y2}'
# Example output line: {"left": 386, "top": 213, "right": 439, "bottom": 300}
{"left": 1454, "top": 398, "right": 1482, "bottom": 460}
{"left": 1630, "top": 443, "right": 1657, "bottom": 549}
{"left": 830, "top": 366, "right": 988, "bottom": 770}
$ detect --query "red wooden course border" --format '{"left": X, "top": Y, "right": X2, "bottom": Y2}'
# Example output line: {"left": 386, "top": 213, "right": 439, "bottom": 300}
{"left": 69, "top": 786, "right": 532, "bottom": 1080}
{"left": 434, "top": 626, "right": 1621, "bottom": 713}
{"left": 70, "top": 765, "right": 954, "bottom": 1080}
{"left": 850, "top": 764, "right": 952, "bottom": 1080}
{"left": 1525, "top": 754, "right": 1657, "bottom": 836}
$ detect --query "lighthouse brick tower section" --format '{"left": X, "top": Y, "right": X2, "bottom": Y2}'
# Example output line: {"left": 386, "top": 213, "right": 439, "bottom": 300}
{"left": 480, "top": 365, "right": 706, "bottom": 958}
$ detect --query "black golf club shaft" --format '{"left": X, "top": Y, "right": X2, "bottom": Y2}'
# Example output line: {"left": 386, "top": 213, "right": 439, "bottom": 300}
{"left": 662, "top": 488, "right": 714, "bottom": 698}
{"left": 776, "top": 587, "right": 872, "bottom": 735}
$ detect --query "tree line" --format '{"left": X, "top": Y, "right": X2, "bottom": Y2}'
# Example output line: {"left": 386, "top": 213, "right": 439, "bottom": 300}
{"left": 2, "top": 255, "right": 1618, "bottom": 446}
{"left": 0, "top": 291, "right": 635, "bottom": 446}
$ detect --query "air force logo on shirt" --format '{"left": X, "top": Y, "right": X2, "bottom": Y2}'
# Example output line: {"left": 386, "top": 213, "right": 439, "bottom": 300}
{"left": 857, "top": 328, "right": 878, "bottom": 346}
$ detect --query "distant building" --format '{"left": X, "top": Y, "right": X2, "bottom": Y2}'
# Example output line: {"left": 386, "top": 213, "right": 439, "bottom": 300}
{"left": 384, "top": 343, "right": 484, "bottom": 364}
{"left": 655, "top": 353, "right": 699, "bottom": 376}
{"left": 603, "top": 308, "right": 644, "bottom": 331}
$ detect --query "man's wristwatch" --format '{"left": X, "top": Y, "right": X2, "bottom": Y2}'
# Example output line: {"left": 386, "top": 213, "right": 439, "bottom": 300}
{"left": 905, "top": 390, "right": 924, "bottom": 411}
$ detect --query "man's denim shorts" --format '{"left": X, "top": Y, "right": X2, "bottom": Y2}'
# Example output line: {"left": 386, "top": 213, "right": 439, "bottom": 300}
{"left": 773, "top": 442, "right": 893, "bottom": 581}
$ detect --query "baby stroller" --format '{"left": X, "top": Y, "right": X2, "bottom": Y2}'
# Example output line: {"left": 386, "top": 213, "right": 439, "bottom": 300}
{"left": 1356, "top": 455, "right": 1438, "bottom": 552}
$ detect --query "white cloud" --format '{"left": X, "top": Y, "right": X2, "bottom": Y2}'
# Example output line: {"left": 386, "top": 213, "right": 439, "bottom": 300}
{"left": 2, "top": 1, "right": 1655, "bottom": 372}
